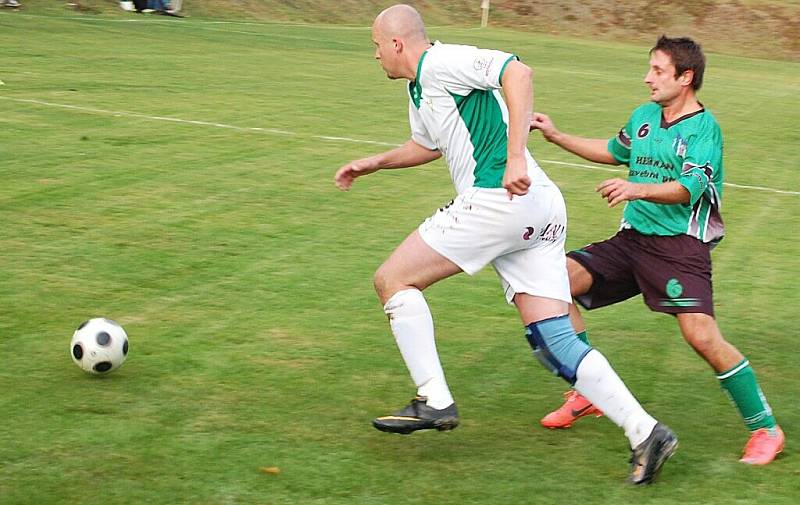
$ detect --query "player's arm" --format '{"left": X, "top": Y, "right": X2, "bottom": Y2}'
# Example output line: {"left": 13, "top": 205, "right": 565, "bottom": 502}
{"left": 600, "top": 128, "right": 722, "bottom": 207}
{"left": 334, "top": 140, "right": 441, "bottom": 191}
{"left": 596, "top": 179, "right": 690, "bottom": 207}
{"left": 530, "top": 113, "right": 619, "bottom": 165}
{"left": 500, "top": 60, "right": 533, "bottom": 198}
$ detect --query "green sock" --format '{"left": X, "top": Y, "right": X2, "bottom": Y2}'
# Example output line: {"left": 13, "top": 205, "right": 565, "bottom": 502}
{"left": 576, "top": 329, "right": 591, "bottom": 346}
{"left": 718, "top": 358, "right": 776, "bottom": 431}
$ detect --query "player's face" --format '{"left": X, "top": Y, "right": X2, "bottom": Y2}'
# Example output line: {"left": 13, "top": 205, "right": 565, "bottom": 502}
{"left": 372, "top": 26, "right": 400, "bottom": 79}
{"left": 644, "top": 50, "right": 690, "bottom": 105}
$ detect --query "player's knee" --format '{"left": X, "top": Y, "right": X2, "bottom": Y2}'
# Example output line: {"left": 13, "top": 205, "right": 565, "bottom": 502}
{"left": 524, "top": 315, "right": 592, "bottom": 385}
{"left": 373, "top": 267, "right": 390, "bottom": 300}
{"left": 683, "top": 330, "right": 720, "bottom": 357}
{"left": 373, "top": 264, "right": 402, "bottom": 303}
{"left": 678, "top": 313, "right": 724, "bottom": 356}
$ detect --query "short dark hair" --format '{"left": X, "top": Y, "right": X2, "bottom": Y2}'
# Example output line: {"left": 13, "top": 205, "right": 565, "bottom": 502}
{"left": 651, "top": 35, "right": 705, "bottom": 91}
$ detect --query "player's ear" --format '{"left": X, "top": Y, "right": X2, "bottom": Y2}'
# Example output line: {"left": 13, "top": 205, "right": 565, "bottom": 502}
{"left": 393, "top": 37, "right": 403, "bottom": 53}
{"left": 679, "top": 69, "right": 694, "bottom": 88}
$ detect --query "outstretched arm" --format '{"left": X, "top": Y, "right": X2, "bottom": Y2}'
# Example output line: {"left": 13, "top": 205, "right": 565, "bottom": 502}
{"left": 530, "top": 112, "right": 619, "bottom": 165}
{"left": 334, "top": 140, "right": 441, "bottom": 191}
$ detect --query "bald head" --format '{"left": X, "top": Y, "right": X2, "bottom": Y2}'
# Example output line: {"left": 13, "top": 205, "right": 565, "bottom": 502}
{"left": 371, "top": 4, "right": 431, "bottom": 80}
{"left": 373, "top": 4, "right": 428, "bottom": 43}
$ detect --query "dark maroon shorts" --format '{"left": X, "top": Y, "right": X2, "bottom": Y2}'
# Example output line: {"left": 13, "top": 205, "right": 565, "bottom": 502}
{"left": 567, "top": 229, "right": 715, "bottom": 316}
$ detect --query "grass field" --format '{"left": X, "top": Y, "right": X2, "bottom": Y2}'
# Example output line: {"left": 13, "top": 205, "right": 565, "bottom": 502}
{"left": 1, "top": 7, "right": 799, "bottom": 505}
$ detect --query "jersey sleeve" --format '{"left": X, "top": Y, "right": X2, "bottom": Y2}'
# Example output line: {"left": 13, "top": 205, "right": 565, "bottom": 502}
{"left": 677, "top": 128, "right": 722, "bottom": 204}
{"left": 408, "top": 99, "right": 437, "bottom": 150}
{"left": 607, "top": 115, "right": 634, "bottom": 165}
{"left": 436, "top": 45, "right": 518, "bottom": 93}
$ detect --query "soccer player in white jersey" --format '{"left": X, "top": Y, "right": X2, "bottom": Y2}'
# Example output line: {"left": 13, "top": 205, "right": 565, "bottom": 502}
{"left": 335, "top": 4, "right": 675, "bottom": 484}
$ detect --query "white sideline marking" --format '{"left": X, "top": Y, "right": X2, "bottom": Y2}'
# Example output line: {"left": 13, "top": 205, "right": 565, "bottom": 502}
{"left": 721, "top": 182, "right": 799, "bottom": 195}
{"left": 538, "top": 159, "right": 621, "bottom": 173}
{"left": 2, "top": 96, "right": 798, "bottom": 196}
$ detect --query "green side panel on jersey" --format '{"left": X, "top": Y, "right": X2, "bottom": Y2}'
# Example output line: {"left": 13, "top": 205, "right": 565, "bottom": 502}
{"left": 449, "top": 90, "right": 508, "bottom": 188}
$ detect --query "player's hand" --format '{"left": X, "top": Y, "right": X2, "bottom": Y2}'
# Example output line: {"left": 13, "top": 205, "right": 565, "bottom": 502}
{"left": 503, "top": 154, "right": 530, "bottom": 199}
{"left": 530, "top": 112, "right": 559, "bottom": 142}
{"left": 334, "top": 158, "right": 380, "bottom": 191}
{"left": 596, "top": 178, "right": 642, "bottom": 207}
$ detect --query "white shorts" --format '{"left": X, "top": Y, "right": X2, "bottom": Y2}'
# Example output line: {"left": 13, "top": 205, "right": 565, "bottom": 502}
{"left": 418, "top": 185, "right": 571, "bottom": 304}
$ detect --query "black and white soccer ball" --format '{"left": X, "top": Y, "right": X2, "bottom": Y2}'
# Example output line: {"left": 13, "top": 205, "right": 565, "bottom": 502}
{"left": 70, "top": 318, "right": 129, "bottom": 374}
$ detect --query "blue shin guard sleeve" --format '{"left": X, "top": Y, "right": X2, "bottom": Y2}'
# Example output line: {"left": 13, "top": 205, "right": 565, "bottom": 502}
{"left": 524, "top": 315, "right": 592, "bottom": 385}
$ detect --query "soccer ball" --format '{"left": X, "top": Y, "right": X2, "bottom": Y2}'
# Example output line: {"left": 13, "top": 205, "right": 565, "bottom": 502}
{"left": 70, "top": 318, "right": 129, "bottom": 374}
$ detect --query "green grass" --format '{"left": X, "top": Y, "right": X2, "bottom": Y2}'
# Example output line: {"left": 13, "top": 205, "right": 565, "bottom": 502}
{"left": 1, "top": 9, "right": 799, "bottom": 505}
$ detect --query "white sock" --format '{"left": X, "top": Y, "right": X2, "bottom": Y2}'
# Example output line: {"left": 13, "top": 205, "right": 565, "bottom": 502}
{"left": 573, "top": 349, "right": 657, "bottom": 448}
{"left": 384, "top": 289, "right": 454, "bottom": 410}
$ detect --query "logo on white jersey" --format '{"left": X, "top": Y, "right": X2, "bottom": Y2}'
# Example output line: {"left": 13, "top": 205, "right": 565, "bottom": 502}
{"left": 538, "top": 223, "right": 565, "bottom": 243}
{"left": 522, "top": 226, "right": 535, "bottom": 240}
{"left": 473, "top": 56, "right": 494, "bottom": 76}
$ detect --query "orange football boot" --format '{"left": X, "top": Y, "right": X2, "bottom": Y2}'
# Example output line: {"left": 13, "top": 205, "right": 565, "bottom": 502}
{"left": 540, "top": 390, "right": 603, "bottom": 429}
{"left": 740, "top": 426, "right": 785, "bottom": 465}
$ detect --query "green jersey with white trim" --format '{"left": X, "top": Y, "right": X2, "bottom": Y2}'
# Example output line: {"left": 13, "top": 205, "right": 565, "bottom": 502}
{"left": 608, "top": 102, "right": 724, "bottom": 243}
{"left": 408, "top": 41, "right": 552, "bottom": 194}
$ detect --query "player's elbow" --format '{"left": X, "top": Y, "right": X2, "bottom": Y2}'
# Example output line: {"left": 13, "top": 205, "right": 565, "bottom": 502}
{"left": 674, "top": 182, "right": 692, "bottom": 204}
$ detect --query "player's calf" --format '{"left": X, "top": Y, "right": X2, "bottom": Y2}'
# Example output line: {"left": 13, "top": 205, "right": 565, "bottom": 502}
{"left": 524, "top": 314, "right": 592, "bottom": 384}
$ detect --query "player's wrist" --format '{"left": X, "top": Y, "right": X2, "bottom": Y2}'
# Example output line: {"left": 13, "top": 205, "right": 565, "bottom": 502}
{"left": 546, "top": 130, "right": 564, "bottom": 144}
{"left": 632, "top": 183, "right": 649, "bottom": 201}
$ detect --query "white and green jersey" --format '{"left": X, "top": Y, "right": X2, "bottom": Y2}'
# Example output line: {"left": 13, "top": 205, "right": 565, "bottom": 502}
{"left": 408, "top": 41, "right": 551, "bottom": 194}
{"left": 608, "top": 102, "right": 725, "bottom": 243}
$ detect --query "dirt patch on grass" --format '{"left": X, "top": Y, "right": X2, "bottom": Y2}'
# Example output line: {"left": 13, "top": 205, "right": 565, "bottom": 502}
{"left": 168, "top": 0, "right": 799, "bottom": 60}
{"left": 491, "top": 0, "right": 799, "bottom": 60}
{"left": 42, "top": 0, "right": 800, "bottom": 60}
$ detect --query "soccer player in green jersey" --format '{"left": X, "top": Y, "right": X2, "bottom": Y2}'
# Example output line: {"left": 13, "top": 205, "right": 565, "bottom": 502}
{"left": 530, "top": 35, "right": 784, "bottom": 465}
